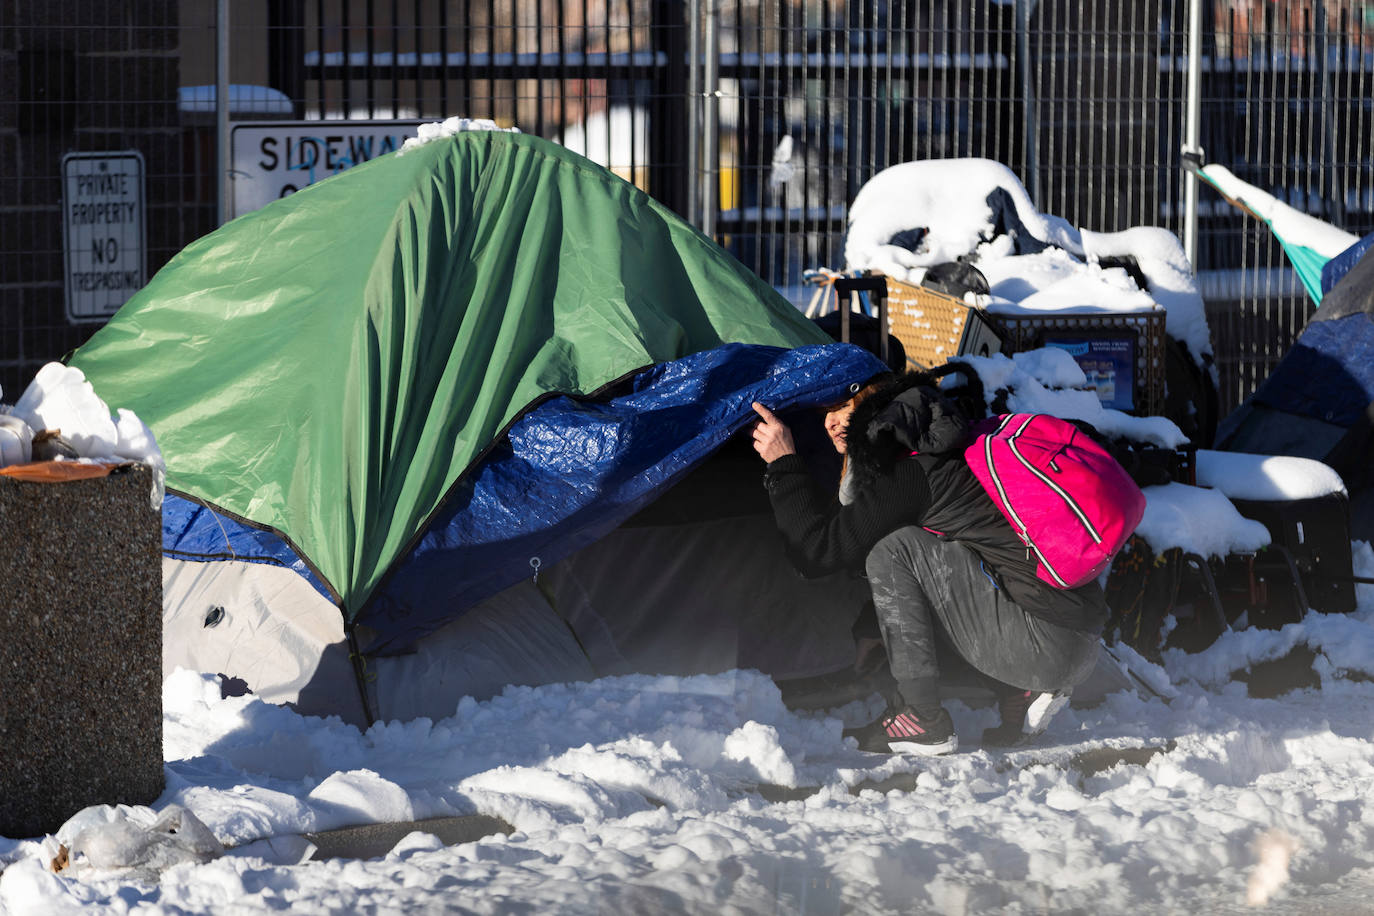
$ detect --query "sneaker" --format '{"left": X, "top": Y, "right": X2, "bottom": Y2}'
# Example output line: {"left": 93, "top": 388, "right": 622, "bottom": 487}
{"left": 844, "top": 705, "right": 958, "bottom": 756}
{"left": 982, "top": 689, "right": 1071, "bottom": 747}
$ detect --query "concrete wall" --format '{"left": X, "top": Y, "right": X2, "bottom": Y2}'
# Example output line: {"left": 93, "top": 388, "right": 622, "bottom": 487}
{"left": 0, "top": 465, "right": 163, "bottom": 839}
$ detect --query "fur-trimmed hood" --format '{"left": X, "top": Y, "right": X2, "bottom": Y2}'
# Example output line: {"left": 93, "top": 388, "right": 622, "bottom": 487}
{"left": 844, "top": 372, "right": 970, "bottom": 493}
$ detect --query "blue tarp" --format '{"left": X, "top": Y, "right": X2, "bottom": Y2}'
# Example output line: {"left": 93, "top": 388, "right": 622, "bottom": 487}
{"left": 164, "top": 341, "right": 887, "bottom": 651}
{"left": 163, "top": 497, "right": 336, "bottom": 600}
{"left": 1250, "top": 313, "right": 1374, "bottom": 427}
{"left": 1218, "top": 243, "right": 1374, "bottom": 471}
{"left": 1322, "top": 232, "right": 1374, "bottom": 297}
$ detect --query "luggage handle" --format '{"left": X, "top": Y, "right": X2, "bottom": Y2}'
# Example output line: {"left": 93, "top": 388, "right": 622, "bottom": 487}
{"left": 832, "top": 276, "right": 889, "bottom": 368}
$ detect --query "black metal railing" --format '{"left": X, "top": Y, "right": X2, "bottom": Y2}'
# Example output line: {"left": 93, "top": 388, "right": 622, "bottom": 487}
{"left": 2, "top": 0, "right": 1370, "bottom": 414}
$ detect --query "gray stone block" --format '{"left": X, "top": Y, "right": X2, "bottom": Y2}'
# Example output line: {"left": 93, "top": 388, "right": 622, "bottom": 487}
{"left": 0, "top": 135, "right": 19, "bottom": 208}
{"left": 15, "top": 3, "right": 178, "bottom": 53}
{"left": 0, "top": 464, "right": 163, "bottom": 839}
{"left": 19, "top": 285, "right": 98, "bottom": 369}
{"left": 73, "top": 56, "right": 179, "bottom": 130}
{"left": 0, "top": 208, "right": 60, "bottom": 282}
{"left": 0, "top": 53, "right": 16, "bottom": 130}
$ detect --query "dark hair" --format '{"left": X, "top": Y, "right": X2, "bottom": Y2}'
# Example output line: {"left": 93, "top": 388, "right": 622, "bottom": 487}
{"left": 846, "top": 375, "right": 891, "bottom": 412}
{"left": 833, "top": 374, "right": 894, "bottom": 477}
{"left": 818, "top": 372, "right": 892, "bottom": 413}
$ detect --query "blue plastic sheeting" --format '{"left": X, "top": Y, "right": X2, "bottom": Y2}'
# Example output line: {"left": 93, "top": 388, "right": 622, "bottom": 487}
{"left": 163, "top": 494, "right": 337, "bottom": 602}
{"left": 1251, "top": 312, "right": 1374, "bottom": 427}
{"left": 1322, "top": 232, "right": 1374, "bottom": 296}
{"left": 360, "top": 342, "right": 888, "bottom": 652}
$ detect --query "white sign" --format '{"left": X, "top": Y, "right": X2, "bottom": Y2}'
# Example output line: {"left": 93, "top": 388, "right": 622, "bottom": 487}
{"left": 62, "top": 151, "right": 147, "bottom": 323}
{"left": 230, "top": 120, "right": 426, "bottom": 218}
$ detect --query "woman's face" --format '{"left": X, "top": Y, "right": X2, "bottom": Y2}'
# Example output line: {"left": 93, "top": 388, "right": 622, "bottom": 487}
{"left": 823, "top": 400, "right": 857, "bottom": 455}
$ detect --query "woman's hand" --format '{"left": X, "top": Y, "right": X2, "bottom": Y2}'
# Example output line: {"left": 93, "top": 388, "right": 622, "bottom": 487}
{"left": 751, "top": 402, "right": 797, "bottom": 463}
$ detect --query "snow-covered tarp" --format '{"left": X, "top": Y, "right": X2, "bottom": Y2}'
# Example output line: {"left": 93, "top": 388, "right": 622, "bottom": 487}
{"left": 845, "top": 158, "right": 1214, "bottom": 371}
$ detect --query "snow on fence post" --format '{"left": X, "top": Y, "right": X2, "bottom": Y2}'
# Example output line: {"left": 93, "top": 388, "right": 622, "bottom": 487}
{"left": 0, "top": 464, "right": 163, "bottom": 839}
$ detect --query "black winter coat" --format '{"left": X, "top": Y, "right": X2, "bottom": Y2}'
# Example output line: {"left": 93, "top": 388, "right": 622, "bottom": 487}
{"left": 763, "top": 374, "right": 1108, "bottom": 633}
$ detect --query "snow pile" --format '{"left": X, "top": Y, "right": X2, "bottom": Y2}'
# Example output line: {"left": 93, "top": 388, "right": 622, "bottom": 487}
{"left": 845, "top": 158, "right": 1213, "bottom": 367}
{"left": 1196, "top": 450, "right": 1347, "bottom": 502}
{"left": 3, "top": 583, "right": 1374, "bottom": 913}
{"left": 949, "top": 348, "right": 1189, "bottom": 448}
{"left": 399, "top": 117, "right": 520, "bottom": 154}
{"left": 1134, "top": 482, "right": 1272, "bottom": 558}
{"left": 0, "top": 362, "right": 165, "bottom": 507}
{"left": 845, "top": 159, "right": 1079, "bottom": 273}
{"left": 43, "top": 805, "right": 222, "bottom": 884}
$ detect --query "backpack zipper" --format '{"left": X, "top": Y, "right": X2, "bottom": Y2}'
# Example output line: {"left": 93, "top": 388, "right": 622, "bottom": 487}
{"left": 1005, "top": 417, "right": 1102, "bottom": 545}
{"left": 982, "top": 418, "right": 1059, "bottom": 579}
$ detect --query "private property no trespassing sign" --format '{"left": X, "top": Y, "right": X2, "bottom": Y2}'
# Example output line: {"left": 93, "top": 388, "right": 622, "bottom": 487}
{"left": 62, "top": 151, "right": 147, "bottom": 324}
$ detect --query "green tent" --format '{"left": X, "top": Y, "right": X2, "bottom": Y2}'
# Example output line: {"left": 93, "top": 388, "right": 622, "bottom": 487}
{"left": 72, "top": 130, "right": 830, "bottom": 626}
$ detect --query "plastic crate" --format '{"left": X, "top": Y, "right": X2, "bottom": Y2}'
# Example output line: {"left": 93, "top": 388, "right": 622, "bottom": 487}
{"left": 882, "top": 275, "right": 1004, "bottom": 369}
{"left": 989, "top": 306, "right": 1167, "bottom": 416}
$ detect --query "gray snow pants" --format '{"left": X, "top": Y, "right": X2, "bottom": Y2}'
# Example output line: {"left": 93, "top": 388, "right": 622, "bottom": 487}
{"left": 865, "top": 526, "right": 1100, "bottom": 710}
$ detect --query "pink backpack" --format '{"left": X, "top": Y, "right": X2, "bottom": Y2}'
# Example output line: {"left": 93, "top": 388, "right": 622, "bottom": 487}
{"left": 964, "top": 413, "right": 1146, "bottom": 589}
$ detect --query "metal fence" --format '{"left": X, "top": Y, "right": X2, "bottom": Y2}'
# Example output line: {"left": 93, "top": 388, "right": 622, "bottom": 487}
{"left": 3, "top": 1, "right": 1372, "bottom": 415}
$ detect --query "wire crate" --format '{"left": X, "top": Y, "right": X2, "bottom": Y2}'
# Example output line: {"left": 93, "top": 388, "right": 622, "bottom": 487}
{"left": 882, "top": 275, "right": 1004, "bottom": 369}
{"left": 989, "top": 306, "right": 1167, "bottom": 416}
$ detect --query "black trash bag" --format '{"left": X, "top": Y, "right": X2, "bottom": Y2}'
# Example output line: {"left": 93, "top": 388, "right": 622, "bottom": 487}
{"left": 920, "top": 260, "right": 991, "bottom": 298}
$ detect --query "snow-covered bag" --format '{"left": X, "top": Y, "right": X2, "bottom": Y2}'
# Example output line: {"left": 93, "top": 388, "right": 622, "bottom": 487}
{"left": 0, "top": 413, "right": 33, "bottom": 466}
{"left": 965, "top": 413, "right": 1146, "bottom": 589}
{"left": 44, "top": 803, "right": 222, "bottom": 882}
{"left": 9, "top": 362, "right": 166, "bottom": 508}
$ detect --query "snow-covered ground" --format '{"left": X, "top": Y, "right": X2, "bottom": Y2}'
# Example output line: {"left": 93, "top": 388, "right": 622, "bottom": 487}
{"left": 2, "top": 544, "right": 1373, "bottom": 914}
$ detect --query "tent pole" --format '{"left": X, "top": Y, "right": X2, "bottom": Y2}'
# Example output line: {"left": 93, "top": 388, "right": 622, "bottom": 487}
{"left": 1181, "top": 0, "right": 1204, "bottom": 267}
{"left": 346, "top": 628, "right": 378, "bottom": 727}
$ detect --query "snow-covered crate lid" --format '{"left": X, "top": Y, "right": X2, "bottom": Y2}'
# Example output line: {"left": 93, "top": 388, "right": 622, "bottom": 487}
{"left": 991, "top": 309, "right": 1167, "bottom": 418}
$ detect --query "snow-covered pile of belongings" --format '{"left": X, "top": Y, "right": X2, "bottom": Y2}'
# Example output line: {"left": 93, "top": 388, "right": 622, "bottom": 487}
{"left": 1192, "top": 162, "right": 1374, "bottom": 544}
{"left": 828, "top": 158, "right": 1217, "bottom": 447}
{"left": 823, "top": 157, "right": 1362, "bottom": 661}
{"left": 0, "top": 363, "right": 164, "bottom": 504}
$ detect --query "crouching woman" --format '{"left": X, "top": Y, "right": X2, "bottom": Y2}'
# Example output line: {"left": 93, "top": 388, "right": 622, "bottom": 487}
{"left": 750, "top": 372, "right": 1106, "bottom": 755}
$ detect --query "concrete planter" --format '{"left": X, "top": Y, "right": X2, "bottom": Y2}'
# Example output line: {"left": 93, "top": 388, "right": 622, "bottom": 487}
{"left": 0, "top": 464, "right": 163, "bottom": 838}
